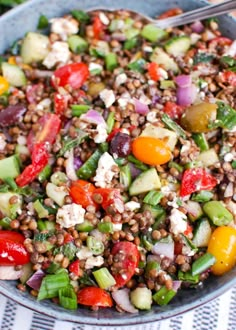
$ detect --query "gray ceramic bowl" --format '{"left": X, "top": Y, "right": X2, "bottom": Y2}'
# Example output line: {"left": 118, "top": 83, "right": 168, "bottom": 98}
{"left": 0, "top": 0, "right": 235, "bottom": 326}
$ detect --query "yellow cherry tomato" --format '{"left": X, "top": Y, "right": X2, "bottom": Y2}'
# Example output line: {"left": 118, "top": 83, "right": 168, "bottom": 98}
{"left": 207, "top": 226, "right": 236, "bottom": 276}
{"left": 0, "top": 76, "right": 9, "bottom": 95}
{"left": 132, "top": 136, "right": 172, "bottom": 165}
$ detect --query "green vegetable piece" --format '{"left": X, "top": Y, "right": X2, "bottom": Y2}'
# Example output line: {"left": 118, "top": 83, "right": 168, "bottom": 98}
{"left": 191, "top": 252, "right": 216, "bottom": 276}
{"left": 141, "top": 235, "right": 153, "bottom": 251}
{"left": 178, "top": 270, "right": 199, "bottom": 284}
{"left": 37, "top": 15, "right": 49, "bottom": 29}
{"left": 193, "top": 53, "right": 214, "bottom": 65}
{"left": 33, "top": 200, "right": 49, "bottom": 219}
{"left": 127, "top": 58, "right": 147, "bottom": 73}
{"left": 93, "top": 267, "right": 116, "bottom": 289}
{"left": 130, "top": 287, "right": 152, "bottom": 310}
{"left": 143, "top": 204, "right": 166, "bottom": 222}
{"left": 50, "top": 171, "right": 67, "bottom": 186}
{"left": 129, "top": 168, "right": 161, "bottom": 196}
{"left": 20, "top": 32, "right": 49, "bottom": 64}
{"left": 143, "top": 190, "right": 163, "bottom": 206}
{"left": 46, "top": 182, "right": 67, "bottom": 207}
{"left": 145, "top": 260, "right": 160, "bottom": 276}
{"left": 192, "top": 190, "right": 213, "bottom": 203}
{"left": 168, "top": 161, "right": 183, "bottom": 173}
{"left": 119, "top": 164, "right": 131, "bottom": 190}
{"left": 106, "top": 111, "right": 115, "bottom": 134}
{"left": 124, "top": 28, "right": 140, "bottom": 40}
{"left": 59, "top": 286, "right": 77, "bottom": 310}
{"left": 1, "top": 62, "right": 26, "bottom": 87}
{"left": 53, "top": 242, "right": 78, "bottom": 261}
{"left": 105, "top": 53, "right": 118, "bottom": 71}
{"left": 58, "top": 130, "right": 87, "bottom": 156}
{"left": 68, "top": 35, "right": 88, "bottom": 53}
{"left": 127, "top": 155, "right": 149, "bottom": 171}
{"left": 210, "top": 102, "right": 236, "bottom": 130}
{"left": 0, "top": 192, "right": 22, "bottom": 218}
{"left": 38, "top": 164, "right": 52, "bottom": 183}
{"left": 97, "top": 222, "right": 113, "bottom": 233}
{"left": 71, "top": 104, "right": 91, "bottom": 117}
{"left": 76, "top": 220, "right": 94, "bottom": 232}
{"left": 232, "top": 160, "right": 236, "bottom": 169}
{"left": 71, "top": 10, "right": 90, "bottom": 23}
{"left": 46, "top": 262, "right": 61, "bottom": 274}
{"left": 87, "top": 236, "right": 104, "bottom": 255}
{"left": 165, "top": 36, "right": 191, "bottom": 56}
{"left": 141, "top": 24, "right": 167, "bottom": 42}
{"left": 77, "top": 149, "right": 103, "bottom": 180}
{"left": 37, "top": 272, "right": 70, "bottom": 300}
{"left": 192, "top": 133, "right": 209, "bottom": 152}
{"left": 124, "top": 38, "right": 138, "bottom": 50}
{"left": 162, "top": 113, "right": 186, "bottom": 138}
{"left": 153, "top": 286, "right": 176, "bottom": 306}
{"left": 203, "top": 201, "right": 233, "bottom": 226}
{"left": 10, "top": 40, "right": 21, "bottom": 56}
{"left": 160, "top": 80, "right": 176, "bottom": 90}
{"left": 0, "top": 217, "right": 11, "bottom": 229}
{"left": 220, "top": 55, "right": 236, "bottom": 67}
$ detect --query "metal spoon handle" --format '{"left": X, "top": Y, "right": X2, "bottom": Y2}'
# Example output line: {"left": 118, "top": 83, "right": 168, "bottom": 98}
{"left": 154, "top": 0, "right": 236, "bottom": 29}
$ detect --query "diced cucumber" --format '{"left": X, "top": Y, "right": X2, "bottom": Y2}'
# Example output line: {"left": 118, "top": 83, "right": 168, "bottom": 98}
{"left": 1, "top": 62, "right": 26, "bottom": 87}
{"left": 150, "top": 47, "right": 179, "bottom": 73}
{"left": 141, "top": 124, "right": 177, "bottom": 151}
{"left": 124, "top": 28, "right": 140, "bottom": 40}
{"left": 130, "top": 287, "right": 152, "bottom": 310}
{"left": 185, "top": 200, "right": 203, "bottom": 221}
{"left": 20, "top": 32, "right": 50, "bottom": 64}
{"left": 0, "top": 155, "right": 20, "bottom": 180}
{"left": 68, "top": 35, "right": 88, "bottom": 53}
{"left": 0, "top": 192, "right": 22, "bottom": 217}
{"left": 196, "top": 148, "right": 219, "bottom": 167}
{"left": 192, "top": 218, "right": 212, "bottom": 247}
{"left": 129, "top": 168, "right": 161, "bottom": 196}
{"left": 141, "top": 24, "right": 167, "bottom": 42}
{"left": 33, "top": 200, "right": 49, "bottom": 219}
{"left": 165, "top": 36, "right": 191, "bottom": 57}
{"left": 46, "top": 182, "right": 67, "bottom": 207}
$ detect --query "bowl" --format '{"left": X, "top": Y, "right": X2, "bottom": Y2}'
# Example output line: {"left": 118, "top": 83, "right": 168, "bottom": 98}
{"left": 0, "top": 0, "right": 235, "bottom": 326}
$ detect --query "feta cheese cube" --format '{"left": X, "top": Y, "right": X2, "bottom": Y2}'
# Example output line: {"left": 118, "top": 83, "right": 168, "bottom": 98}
{"left": 85, "top": 256, "right": 104, "bottom": 269}
{"left": 169, "top": 208, "right": 188, "bottom": 235}
{"left": 43, "top": 42, "right": 71, "bottom": 69}
{"left": 50, "top": 17, "right": 79, "bottom": 41}
{"left": 56, "top": 203, "right": 85, "bottom": 228}
{"left": 94, "top": 152, "right": 117, "bottom": 188}
{"left": 100, "top": 89, "right": 116, "bottom": 108}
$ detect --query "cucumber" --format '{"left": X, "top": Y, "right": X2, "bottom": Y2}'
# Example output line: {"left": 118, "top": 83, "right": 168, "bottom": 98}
{"left": 33, "top": 200, "right": 49, "bottom": 219}
{"left": 77, "top": 149, "right": 103, "bottom": 180}
{"left": 196, "top": 148, "right": 219, "bottom": 167}
{"left": 0, "top": 192, "right": 22, "bottom": 217}
{"left": 192, "top": 218, "right": 212, "bottom": 247}
{"left": 130, "top": 287, "right": 152, "bottom": 310}
{"left": 1, "top": 62, "right": 26, "bottom": 87}
{"left": 150, "top": 47, "right": 179, "bottom": 73}
{"left": 141, "top": 24, "right": 167, "bottom": 42}
{"left": 68, "top": 35, "right": 88, "bottom": 53}
{"left": 129, "top": 168, "right": 161, "bottom": 196}
{"left": 141, "top": 124, "right": 177, "bottom": 151}
{"left": 165, "top": 36, "right": 191, "bottom": 57}
{"left": 0, "top": 155, "right": 20, "bottom": 180}
{"left": 20, "top": 32, "right": 50, "bottom": 64}
{"left": 46, "top": 182, "right": 67, "bottom": 207}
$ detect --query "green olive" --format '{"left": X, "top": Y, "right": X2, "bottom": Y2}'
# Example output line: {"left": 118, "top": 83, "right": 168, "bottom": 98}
{"left": 87, "top": 82, "right": 105, "bottom": 97}
{"left": 181, "top": 102, "right": 217, "bottom": 133}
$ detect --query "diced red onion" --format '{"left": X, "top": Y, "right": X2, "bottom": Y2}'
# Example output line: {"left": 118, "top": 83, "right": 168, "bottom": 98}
{"left": 151, "top": 95, "right": 161, "bottom": 106}
{"left": 65, "top": 149, "right": 78, "bottom": 181}
{"left": 0, "top": 104, "right": 27, "bottom": 127}
{"left": 176, "top": 84, "right": 197, "bottom": 107}
{"left": 63, "top": 119, "right": 72, "bottom": 133}
{"left": 74, "top": 156, "right": 83, "bottom": 170}
{"left": 26, "top": 269, "right": 45, "bottom": 290}
{"left": 172, "top": 280, "right": 182, "bottom": 292}
{"left": 175, "top": 75, "right": 192, "bottom": 88}
{"left": 152, "top": 241, "right": 175, "bottom": 260}
{"left": 112, "top": 289, "right": 138, "bottom": 313}
{"left": 0, "top": 266, "right": 23, "bottom": 280}
{"left": 134, "top": 98, "right": 149, "bottom": 115}
{"left": 80, "top": 109, "right": 107, "bottom": 127}
{"left": 190, "top": 21, "right": 204, "bottom": 33}
{"left": 129, "top": 163, "right": 142, "bottom": 179}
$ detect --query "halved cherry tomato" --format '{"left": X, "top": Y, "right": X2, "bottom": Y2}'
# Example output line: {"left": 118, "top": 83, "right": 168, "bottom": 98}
{"left": 93, "top": 16, "right": 105, "bottom": 39}
{"left": 111, "top": 241, "right": 140, "bottom": 288}
{"left": 54, "top": 92, "right": 70, "bottom": 116}
{"left": 132, "top": 136, "right": 172, "bottom": 165}
{"left": 16, "top": 142, "right": 49, "bottom": 187}
{"left": 221, "top": 71, "right": 236, "bottom": 87}
{"left": 52, "top": 63, "right": 89, "bottom": 90}
{"left": 77, "top": 287, "right": 113, "bottom": 307}
{"left": 69, "top": 260, "right": 83, "bottom": 277}
{"left": 207, "top": 226, "right": 236, "bottom": 275}
{"left": 27, "top": 113, "right": 61, "bottom": 152}
{"left": 93, "top": 188, "right": 124, "bottom": 215}
{"left": 148, "top": 62, "right": 161, "bottom": 81}
{"left": 158, "top": 7, "right": 183, "bottom": 19}
{"left": 70, "top": 180, "right": 97, "bottom": 209}
{"left": 180, "top": 168, "right": 218, "bottom": 197}
{"left": 163, "top": 101, "right": 184, "bottom": 120}
{"left": 0, "top": 231, "right": 29, "bottom": 266}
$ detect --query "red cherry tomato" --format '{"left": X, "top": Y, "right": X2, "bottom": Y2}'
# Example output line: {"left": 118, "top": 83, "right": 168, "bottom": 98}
{"left": 54, "top": 92, "right": 70, "bottom": 116}
{"left": 163, "top": 101, "right": 184, "bottom": 120}
{"left": 180, "top": 168, "right": 218, "bottom": 197}
{"left": 70, "top": 180, "right": 97, "bottom": 209}
{"left": 69, "top": 260, "right": 83, "bottom": 277}
{"left": 158, "top": 7, "right": 183, "bottom": 19}
{"left": 93, "top": 188, "right": 124, "bottom": 215}
{"left": 111, "top": 241, "right": 140, "bottom": 288}
{"left": 221, "top": 71, "right": 236, "bottom": 87}
{"left": 93, "top": 16, "right": 104, "bottom": 39}
{"left": 0, "top": 231, "right": 29, "bottom": 266}
{"left": 52, "top": 63, "right": 89, "bottom": 90}
{"left": 27, "top": 113, "right": 61, "bottom": 152}
{"left": 77, "top": 287, "right": 113, "bottom": 307}
{"left": 148, "top": 62, "right": 161, "bottom": 81}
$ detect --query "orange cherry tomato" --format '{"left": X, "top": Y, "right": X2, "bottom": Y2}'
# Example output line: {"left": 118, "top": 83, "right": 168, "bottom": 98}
{"left": 132, "top": 136, "right": 172, "bottom": 165}
{"left": 0, "top": 76, "right": 9, "bottom": 95}
{"left": 207, "top": 226, "right": 236, "bottom": 276}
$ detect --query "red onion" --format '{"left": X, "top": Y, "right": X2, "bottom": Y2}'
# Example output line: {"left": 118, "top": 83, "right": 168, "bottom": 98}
{"left": 134, "top": 98, "right": 149, "bottom": 115}
{"left": 172, "top": 280, "right": 182, "bottom": 292}
{"left": 74, "top": 156, "right": 83, "bottom": 170}
{"left": 80, "top": 109, "right": 107, "bottom": 127}
{"left": 0, "top": 266, "right": 23, "bottom": 280}
{"left": 65, "top": 149, "right": 78, "bottom": 181}
{"left": 151, "top": 95, "right": 161, "bottom": 106}
{"left": 176, "top": 84, "right": 197, "bottom": 107}
{"left": 190, "top": 21, "right": 204, "bottom": 33}
{"left": 175, "top": 75, "right": 192, "bottom": 88}
{"left": 0, "top": 103, "right": 27, "bottom": 127}
{"left": 152, "top": 241, "right": 174, "bottom": 260}
{"left": 26, "top": 269, "right": 45, "bottom": 290}
{"left": 112, "top": 289, "right": 138, "bottom": 313}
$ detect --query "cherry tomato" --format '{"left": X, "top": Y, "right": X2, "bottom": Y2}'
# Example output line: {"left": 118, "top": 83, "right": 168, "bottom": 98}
{"left": 0, "top": 76, "right": 9, "bottom": 95}
{"left": 163, "top": 101, "right": 184, "bottom": 120}
{"left": 180, "top": 168, "right": 218, "bottom": 197}
{"left": 63, "top": 232, "right": 74, "bottom": 244}
{"left": 111, "top": 241, "right": 140, "bottom": 288}
{"left": 69, "top": 260, "right": 83, "bottom": 277}
{"left": 52, "top": 63, "right": 89, "bottom": 90}
{"left": 27, "top": 113, "right": 61, "bottom": 152}
{"left": 77, "top": 287, "right": 113, "bottom": 307}
{"left": 16, "top": 142, "right": 49, "bottom": 187}
{"left": 207, "top": 226, "right": 236, "bottom": 275}
{"left": 54, "top": 92, "right": 70, "bottom": 116}
{"left": 158, "top": 7, "right": 183, "bottom": 19}
{"left": 70, "top": 180, "right": 97, "bottom": 209}
{"left": 148, "top": 62, "right": 161, "bottom": 81}
{"left": 0, "top": 231, "right": 29, "bottom": 266}
{"left": 93, "top": 16, "right": 104, "bottom": 39}
{"left": 93, "top": 188, "right": 124, "bottom": 215}
{"left": 132, "top": 136, "right": 172, "bottom": 165}
{"left": 221, "top": 71, "right": 236, "bottom": 87}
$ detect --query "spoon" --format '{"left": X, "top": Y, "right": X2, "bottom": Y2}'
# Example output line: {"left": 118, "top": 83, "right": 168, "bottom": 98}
{"left": 132, "top": 0, "right": 236, "bottom": 29}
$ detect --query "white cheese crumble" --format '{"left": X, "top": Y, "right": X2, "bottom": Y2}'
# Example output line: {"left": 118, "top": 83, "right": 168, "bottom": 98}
{"left": 56, "top": 203, "right": 85, "bottom": 228}
{"left": 146, "top": 110, "right": 157, "bottom": 123}
{"left": 190, "top": 33, "right": 201, "bottom": 45}
{"left": 36, "top": 98, "right": 52, "bottom": 111}
{"left": 99, "top": 12, "right": 109, "bottom": 25}
{"left": 118, "top": 92, "right": 132, "bottom": 109}
{"left": 125, "top": 201, "right": 141, "bottom": 212}
{"left": 89, "top": 62, "right": 103, "bottom": 74}
{"left": 112, "top": 223, "right": 123, "bottom": 231}
{"left": 94, "top": 152, "right": 117, "bottom": 188}
{"left": 99, "top": 89, "right": 116, "bottom": 108}
{"left": 76, "top": 247, "right": 93, "bottom": 260}
{"left": 115, "top": 73, "right": 127, "bottom": 87}
{"left": 85, "top": 256, "right": 104, "bottom": 269}
{"left": 0, "top": 136, "right": 6, "bottom": 151}
{"left": 158, "top": 68, "right": 168, "bottom": 80}
{"left": 43, "top": 41, "right": 71, "bottom": 69}
{"left": 169, "top": 209, "right": 188, "bottom": 235}
{"left": 224, "top": 152, "right": 234, "bottom": 162}
{"left": 50, "top": 17, "right": 79, "bottom": 41}
{"left": 94, "top": 124, "right": 108, "bottom": 143}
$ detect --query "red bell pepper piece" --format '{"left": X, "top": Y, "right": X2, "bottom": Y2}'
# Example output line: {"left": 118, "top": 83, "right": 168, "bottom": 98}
{"left": 77, "top": 287, "right": 113, "bottom": 307}
{"left": 70, "top": 180, "right": 98, "bottom": 209}
{"left": 69, "top": 260, "right": 83, "bottom": 277}
{"left": 52, "top": 63, "right": 89, "bottom": 90}
{"left": 148, "top": 62, "right": 161, "bottom": 81}
{"left": 180, "top": 168, "right": 218, "bottom": 197}
{"left": 93, "top": 16, "right": 105, "bottom": 39}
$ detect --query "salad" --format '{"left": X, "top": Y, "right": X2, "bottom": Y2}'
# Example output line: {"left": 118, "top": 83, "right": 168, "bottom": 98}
{"left": 0, "top": 7, "right": 235, "bottom": 313}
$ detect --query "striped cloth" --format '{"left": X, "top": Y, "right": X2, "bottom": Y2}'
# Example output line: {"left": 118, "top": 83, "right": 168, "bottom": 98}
{"left": 0, "top": 286, "right": 235, "bottom": 330}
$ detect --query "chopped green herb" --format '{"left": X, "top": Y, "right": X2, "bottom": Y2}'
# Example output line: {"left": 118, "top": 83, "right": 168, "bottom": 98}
{"left": 193, "top": 53, "right": 214, "bottom": 65}
{"left": 124, "top": 38, "right": 138, "bottom": 50}
{"left": 58, "top": 130, "right": 87, "bottom": 156}
{"left": 209, "top": 102, "right": 236, "bottom": 130}
{"left": 127, "top": 58, "right": 147, "bottom": 73}
{"left": 53, "top": 242, "right": 78, "bottom": 261}
{"left": 220, "top": 55, "right": 236, "bottom": 67}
